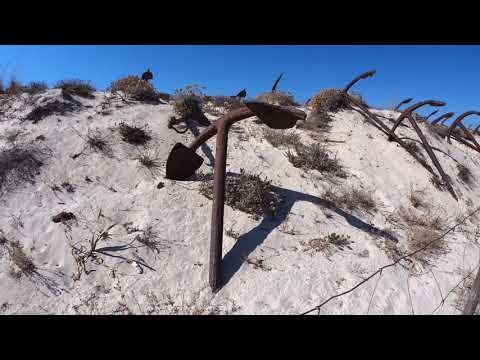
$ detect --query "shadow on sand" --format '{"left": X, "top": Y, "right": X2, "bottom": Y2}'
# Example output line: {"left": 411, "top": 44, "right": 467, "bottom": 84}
{"left": 221, "top": 182, "right": 397, "bottom": 288}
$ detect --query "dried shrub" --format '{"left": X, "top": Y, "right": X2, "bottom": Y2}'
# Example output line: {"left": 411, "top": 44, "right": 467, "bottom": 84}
{"left": 5, "top": 78, "right": 25, "bottom": 96}
{"left": 262, "top": 128, "right": 300, "bottom": 148}
{"left": 457, "top": 164, "right": 473, "bottom": 185}
{"left": 407, "top": 226, "right": 447, "bottom": 266}
{"left": 172, "top": 84, "right": 205, "bottom": 118}
{"left": 404, "top": 140, "right": 424, "bottom": 159}
{"left": 24, "top": 82, "right": 49, "bottom": 95}
{"left": 55, "top": 79, "right": 95, "bottom": 99}
{"left": 0, "top": 77, "right": 4, "bottom": 94}
{"left": 323, "top": 185, "right": 377, "bottom": 213}
{"left": 85, "top": 129, "right": 112, "bottom": 156}
{"left": 134, "top": 149, "right": 162, "bottom": 176}
{"left": 8, "top": 241, "right": 36, "bottom": 276}
{"left": 24, "top": 100, "right": 76, "bottom": 123}
{"left": 255, "top": 91, "right": 295, "bottom": 106}
{"left": 0, "top": 141, "right": 50, "bottom": 195}
{"left": 287, "top": 143, "right": 347, "bottom": 178}
{"left": 301, "top": 232, "right": 353, "bottom": 257}
{"left": 408, "top": 188, "right": 428, "bottom": 209}
{"left": 349, "top": 91, "right": 369, "bottom": 108}
{"left": 309, "top": 88, "right": 347, "bottom": 112}
{"left": 198, "top": 169, "right": 281, "bottom": 220}
{"left": 118, "top": 123, "right": 151, "bottom": 145}
{"left": 109, "top": 75, "right": 158, "bottom": 103}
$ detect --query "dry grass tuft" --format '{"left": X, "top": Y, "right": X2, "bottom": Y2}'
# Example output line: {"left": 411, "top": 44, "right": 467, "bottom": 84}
{"left": 55, "top": 79, "right": 95, "bottom": 99}
{"left": 301, "top": 232, "right": 353, "bottom": 258}
{"left": 198, "top": 168, "right": 281, "bottom": 220}
{"left": 256, "top": 91, "right": 295, "bottom": 106}
{"left": 457, "top": 163, "right": 473, "bottom": 185}
{"left": 262, "top": 128, "right": 301, "bottom": 148}
{"left": 118, "top": 123, "right": 151, "bottom": 145}
{"left": 287, "top": 143, "right": 347, "bottom": 178}
{"left": 322, "top": 185, "right": 377, "bottom": 213}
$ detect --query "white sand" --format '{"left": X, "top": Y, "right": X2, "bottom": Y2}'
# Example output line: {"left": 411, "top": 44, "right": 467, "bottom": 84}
{"left": 0, "top": 90, "right": 479, "bottom": 315}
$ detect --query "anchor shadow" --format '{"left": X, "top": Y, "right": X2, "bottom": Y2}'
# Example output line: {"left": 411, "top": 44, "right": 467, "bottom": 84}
{"left": 221, "top": 183, "right": 397, "bottom": 288}
{"left": 187, "top": 114, "right": 215, "bottom": 167}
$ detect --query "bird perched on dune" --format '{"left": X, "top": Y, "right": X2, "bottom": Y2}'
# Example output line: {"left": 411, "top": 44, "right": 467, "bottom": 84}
{"left": 141, "top": 68, "right": 153, "bottom": 82}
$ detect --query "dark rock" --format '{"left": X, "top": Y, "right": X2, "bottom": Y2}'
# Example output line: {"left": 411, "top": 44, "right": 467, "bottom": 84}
{"left": 52, "top": 211, "right": 76, "bottom": 223}
{"left": 157, "top": 182, "right": 165, "bottom": 189}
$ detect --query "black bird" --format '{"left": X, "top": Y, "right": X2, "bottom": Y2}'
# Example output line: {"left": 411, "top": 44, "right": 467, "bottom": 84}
{"left": 235, "top": 89, "right": 247, "bottom": 98}
{"left": 141, "top": 68, "right": 153, "bottom": 82}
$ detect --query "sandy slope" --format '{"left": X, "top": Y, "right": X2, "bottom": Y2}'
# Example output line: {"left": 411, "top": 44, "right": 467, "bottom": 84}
{"left": 0, "top": 90, "right": 479, "bottom": 315}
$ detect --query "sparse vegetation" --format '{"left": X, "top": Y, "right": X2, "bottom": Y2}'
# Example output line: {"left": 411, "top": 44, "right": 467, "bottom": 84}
{"left": 323, "top": 185, "right": 377, "bottom": 213}
{"left": 408, "top": 188, "right": 428, "bottom": 209}
{"left": 302, "top": 232, "right": 353, "bottom": 257}
{"left": 0, "top": 140, "right": 51, "bottom": 196}
{"left": 0, "top": 237, "right": 36, "bottom": 279}
{"left": 198, "top": 168, "right": 281, "bottom": 220}
{"left": 172, "top": 84, "right": 205, "bottom": 118}
{"left": 287, "top": 143, "right": 347, "bottom": 178}
{"left": 309, "top": 88, "right": 347, "bottom": 112}
{"left": 262, "top": 128, "right": 301, "bottom": 148}
{"left": 457, "top": 164, "right": 473, "bottom": 185}
{"left": 118, "top": 123, "right": 151, "bottom": 145}
{"left": 134, "top": 225, "right": 171, "bottom": 255}
{"left": 24, "top": 100, "right": 76, "bottom": 123}
{"left": 404, "top": 140, "right": 424, "bottom": 159}
{"left": 24, "top": 82, "right": 49, "bottom": 95}
{"left": 85, "top": 129, "right": 112, "bottom": 156}
{"left": 6, "top": 78, "right": 24, "bottom": 96}
{"left": 203, "top": 96, "right": 243, "bottom": 115}
{"left": 109, "top": 75, "right": 158, "bottom": 103}
{"left": 256, "top": 91, "right": 295, "bottom": 106}
{"left": 55, "top": 79, "right": 96, "bottom": 99}
{"left": 133, "top": 149, "right": 162, "bottom": 176}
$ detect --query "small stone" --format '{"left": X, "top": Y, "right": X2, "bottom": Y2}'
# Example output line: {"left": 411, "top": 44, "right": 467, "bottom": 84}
{"left": 359, "top": 249, "right": 369, "bottom": 258}
{"left": 52, "top": 211, "right": 76, "bottom": 223}
{"left": 156, "top": 182, "right": 164, "bottom": 189}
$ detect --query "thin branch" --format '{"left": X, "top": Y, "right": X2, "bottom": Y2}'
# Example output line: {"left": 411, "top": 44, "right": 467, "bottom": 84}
{"left": 301, "top": 206, "right": 480, "bottom": 315}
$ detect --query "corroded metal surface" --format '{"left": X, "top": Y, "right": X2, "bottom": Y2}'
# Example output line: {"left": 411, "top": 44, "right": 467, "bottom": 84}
{"left": 342, "top": 70, "right": 376, "bottom": 93}
{"left": 446, "top": 111, "right": 480, "bottom": 146}
{"left": 394, "top": 98, "right": 413, "bottom": 111}
{"left": 425, "top": 109, "right": 439, "bottom": 120}
{"left": 271, "top": 73, "right": 283, "bottom": 92}
{"left": 164, "top": 102, "right": 305, "bottom": 292}
{"left": 389, "top": 100, "right": 445, "bottom": 137}
{"left": 431, "top": 112, "right": 454, "bottom": 125}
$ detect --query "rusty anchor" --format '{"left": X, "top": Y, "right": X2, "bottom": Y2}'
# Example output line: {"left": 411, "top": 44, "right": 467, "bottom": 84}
{"left": 342, "top": 70, "right": 376, "bottom": 94}
{"left": 388, "top": 100, "right": 457, "bottom": 200}
{"left": 340, "top": 71, "right": 440, "bottom": 178}
{"left": 394, "top": 98, "right": 414, "bottom": 112}
{"left": 446, "top": 111, "right": 480, "bottom": 153}
{"left": 271, "top": 73, "right": 284, "bottom": 93}
{"left": 430, "top": 112, "right": 455, "bottom": 125}
{"left": 425, "top": 109, "right": 439, "bottom": 121}
{"left": 165, "top": 101, "right": 306, "bottom": 291}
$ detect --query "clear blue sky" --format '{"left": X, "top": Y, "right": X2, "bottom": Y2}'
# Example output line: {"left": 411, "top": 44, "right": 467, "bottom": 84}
{"left": 1, "top": 45, "right": 479, "bottom": 126}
